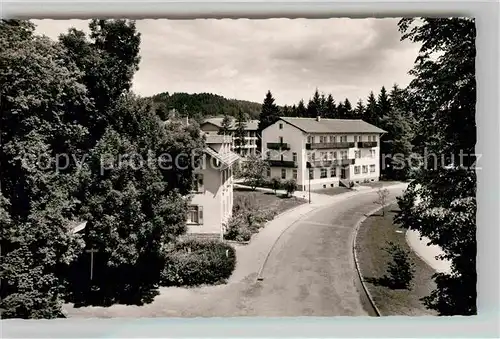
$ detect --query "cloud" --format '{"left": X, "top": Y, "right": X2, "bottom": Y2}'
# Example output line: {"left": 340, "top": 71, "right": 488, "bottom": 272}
{"left": 32, "top": 18, "right": 420, "bottom": 106}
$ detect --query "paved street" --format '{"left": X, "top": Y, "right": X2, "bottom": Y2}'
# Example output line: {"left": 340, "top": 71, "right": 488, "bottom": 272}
{"left": 64, "top": 185, "right": 406, "bottom": 318}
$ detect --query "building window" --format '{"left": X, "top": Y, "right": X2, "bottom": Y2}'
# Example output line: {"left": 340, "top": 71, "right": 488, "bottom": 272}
{"left": 194, "top": 173, "right": 204, "bottom": 192}
{"left": 341, "top": 151, "right": 348, "bottom": 159}
{"left": 267, "top": 168, "right": 271, "bottom": 177}
{"left": 330, "top": 168, "right": 336, "bottom": 177}
{"left": 309, "top": 169, "right": 314, "bottom": 180}
{"left": 307, "top": 136, "right": 312, "bottom": 143}
{"left": 187, "top": 205, "right": 203, "bottom": 225}
{"left": 333, "top": 136, "right": 337, "bottom": 143}
{"left": 266, "top": 150, "right": 271, "bottom": 159}
{"left": 293, "top": 169, "right": 298, "bottom": 179}
{"left": 279, "top": 136, "right": 283, "bottom": 144}
{"left": 329, "top": 151, "right": 333, "bottom": 159}
{"left": 362, "top": 165, "right": 368, "bottom": 173}
{"left": 354, "top": 166, "right": 360, "bottom": 174}
{"left": 280, "top": 154, "right": 284, "bottom": 161}
{"left": 279, "top": 123, "right": 283, "bottom": 130}
{"left": 330, "top": 136, "right": 334, "bottom": 143}
{"left": 321, "top": 168, "right": 327, "bottom": 178}
{"left": 354, "top": 136, "right": 358, "bottom": 142}
{"left": 340, "top": 136, "right": 347, "bottom": 142}
{"left": 359, "top": 135, "right": 363, "bottom": 142}
{"left": 370, "top": 164, "right": 376, "bottom": 173}
{"left": 333, "top": 151, "right": 337, "bottom": 159}
{"left": 370, "top": 149, "right": 376, "bottom": 158}
{"left": 355, "top": 150, "right": 361, "bottom": 158}
{"left": 293, "top": 152, "right": 297, "bottom": 162}
{"left": 311, "top": 152, "right": 316, "bottom": 161}
{"left": 281, "top": 168, "right": 287, "bottom": 179}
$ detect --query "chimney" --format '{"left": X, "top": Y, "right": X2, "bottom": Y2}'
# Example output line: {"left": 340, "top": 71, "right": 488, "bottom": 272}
{"left": 316, "top": 115, "right": 321, "bottom": 122}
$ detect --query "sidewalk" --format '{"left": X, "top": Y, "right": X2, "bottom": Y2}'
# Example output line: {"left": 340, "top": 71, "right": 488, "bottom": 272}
{"left": 406, "top": 229, "right": 452, "bottom": 274}
{"left": 230, "top": 182, "right": 409, "bottom": 283}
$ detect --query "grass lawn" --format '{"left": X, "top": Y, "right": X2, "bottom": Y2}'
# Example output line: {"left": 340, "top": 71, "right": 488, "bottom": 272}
{"left": 360, "top": 180, "right": 402, "bottom": 188}
{"left": 355, "top": 203, "right": 437, "bottom": 316}
{"left": 233, "top": 187, "right": 307, "bottom": 215}
{"left": 313, "top": 186, "right": 352, "bottom": 196}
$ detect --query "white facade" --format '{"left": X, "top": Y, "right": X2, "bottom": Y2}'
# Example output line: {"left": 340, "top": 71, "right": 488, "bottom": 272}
{"left": 186, "top": 135, "right": 239, "bottom": 240}
{"left": 200, "top": 119, "right": 259, "bottom": 157}
{"left": 261, "top": 118, "right": 384, "bottom": 191}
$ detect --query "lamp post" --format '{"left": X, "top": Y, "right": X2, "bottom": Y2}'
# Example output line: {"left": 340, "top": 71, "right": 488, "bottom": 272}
{"left": 309, "top": 170, "right": 311, "bottom": 203}
{"left": 307, "top": 162, "right": 312, "bottom": 204}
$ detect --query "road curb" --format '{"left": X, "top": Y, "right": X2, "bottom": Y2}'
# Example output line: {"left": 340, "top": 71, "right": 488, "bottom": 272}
{"left": 251, "top": 182, "right": 408, "bottom": 282}
{"left": 352, "top": 199, "right": 398, "bottom": 317}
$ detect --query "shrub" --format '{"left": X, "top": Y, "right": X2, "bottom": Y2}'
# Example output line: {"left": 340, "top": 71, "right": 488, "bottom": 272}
{"left": 270, "top": 177, "right": 282, "bottom": 194}
{"left": 384, "top": 242, "right": 416, "bottom": 289}
{"left": 160, "top": 239, "right": 236, "bottom": 287}
{"left": 224, "top": 214, "right": 252, "bottom": 242}
{"left": 283, "top": 179, "right": 298, "bottom": 197}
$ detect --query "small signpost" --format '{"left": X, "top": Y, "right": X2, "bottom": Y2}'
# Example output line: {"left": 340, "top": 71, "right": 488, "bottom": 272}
{"left": 85, "top": 248, "right": 99, "bottom": 280}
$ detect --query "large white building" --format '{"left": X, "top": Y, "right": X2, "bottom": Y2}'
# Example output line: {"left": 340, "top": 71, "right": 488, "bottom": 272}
{"left": 200, "top": 117, "right": 259, "bottom": 157}
{"left": 261, "top": 116, "right": 386, "bottom": 191}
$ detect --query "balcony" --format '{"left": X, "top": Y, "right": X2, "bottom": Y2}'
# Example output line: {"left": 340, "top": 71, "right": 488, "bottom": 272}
{"left": 357, "top": 141, "right": 378, "bottom": 148}
{"left": 306, "top": 158, "right": 355, "bottom": 167}
{"left": 267, "top": 142, "right": 290, "bottom": 150}
{"left": 267, "top": 159, "right": 298, "bottom": 168}
{"left": 306, "top": 142, "right": 355, "bottom": 150}
{"left": 341, "top": 158, "right": 355, "bottom": 165}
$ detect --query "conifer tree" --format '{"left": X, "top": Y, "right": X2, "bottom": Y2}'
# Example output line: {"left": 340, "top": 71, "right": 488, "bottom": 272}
{"left": 354, "top": 99, "right": 365, "bottom": 119}
{"left": 365, "top": 91, "right": 378, "bottom": 125}
{"left": 258, "top": 90, "right": 280, "bottom": 133}
{"left": 343, "top": 98, "right": 353, "bottom": 119}
{"left": 234, "top": 109, "right": 247, "bottom": 153}
{"left": 296, "top": 99, "right": 307, "bottom": 117}
{"left": 219, "top": 114, "right": 232, "bottom": 135}
{"left": 325, "top": 94, "right": 337, "bottom": 118}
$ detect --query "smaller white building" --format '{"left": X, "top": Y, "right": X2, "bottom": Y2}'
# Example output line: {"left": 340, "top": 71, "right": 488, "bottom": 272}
{"left": 186, "top": 134, "right": 240, "bottom": 240}
{"left": 200, "top": 117, "right": 259, "bottom": 157}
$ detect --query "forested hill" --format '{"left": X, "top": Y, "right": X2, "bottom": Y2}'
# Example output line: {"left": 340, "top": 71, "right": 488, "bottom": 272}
{"left": 149, "top": 92, "right": 263, "bottom": 121}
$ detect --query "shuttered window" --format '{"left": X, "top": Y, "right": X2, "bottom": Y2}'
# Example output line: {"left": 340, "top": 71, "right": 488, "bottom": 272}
{"left": 187, "top": 205, "right": 203, "bottom": 225}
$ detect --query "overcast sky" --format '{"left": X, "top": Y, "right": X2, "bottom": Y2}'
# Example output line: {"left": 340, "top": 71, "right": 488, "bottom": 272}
{"left": 33, "top": 19, "right": 420, "bottom": 106}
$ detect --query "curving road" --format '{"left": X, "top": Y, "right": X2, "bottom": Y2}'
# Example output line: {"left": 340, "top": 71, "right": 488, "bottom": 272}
{"left": 64, "top": 186, "right": 405, "bottom": 318}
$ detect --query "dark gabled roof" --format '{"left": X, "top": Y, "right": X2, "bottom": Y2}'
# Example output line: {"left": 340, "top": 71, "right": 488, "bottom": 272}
{"left": 202, "top": 117, "right": 259, "bottom": 131}
{"left": 279, "top": 117, "right": 386, "bottom": 134}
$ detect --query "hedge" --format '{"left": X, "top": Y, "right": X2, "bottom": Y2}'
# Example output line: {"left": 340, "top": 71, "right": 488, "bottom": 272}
{"left": 160, "top": 239, "right": 236, "bottom": 287}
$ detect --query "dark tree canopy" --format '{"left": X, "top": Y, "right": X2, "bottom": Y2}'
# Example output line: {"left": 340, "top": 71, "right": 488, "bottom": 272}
{"left": 395, "top": 17, "right": 477, "bottom": 316}
{"left": 1, "top": 19, "right": 205, "bottom": 318}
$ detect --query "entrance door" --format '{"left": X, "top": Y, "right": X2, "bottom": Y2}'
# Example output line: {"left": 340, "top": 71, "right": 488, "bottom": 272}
{"left": 340, "top": 166, "right": 348, "bottom": 179}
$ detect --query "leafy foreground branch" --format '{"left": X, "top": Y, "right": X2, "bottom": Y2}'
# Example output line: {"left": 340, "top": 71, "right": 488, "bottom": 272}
{"left": 394, "top": 17, "right": 477, "bottom": 316}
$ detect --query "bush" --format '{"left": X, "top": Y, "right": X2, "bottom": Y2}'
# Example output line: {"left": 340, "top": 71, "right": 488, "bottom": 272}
{"left": 283, "top": 179, "right": 298, "bottom": 197}
{"left": 225, "top": 214, "right": 253, "bottom": 242}
{"left": 160, "top": 239, "right": 236, "bottom": 287}
{"left": 225, "top": 205, "right": 278, "bottom": 242}
{"left": 384, "top": 242, "right": 416, "bottom": 289}
{"left": 270, "top": 177, "right": 282, "bottom": 194}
